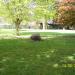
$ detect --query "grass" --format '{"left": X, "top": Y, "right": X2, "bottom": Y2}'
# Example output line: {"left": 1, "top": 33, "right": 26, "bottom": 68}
{"left": 0, "top": 29, "right": 75, "bottom": 37}
{"left": 0, "top": 34, "right": 75, "bottom": 75}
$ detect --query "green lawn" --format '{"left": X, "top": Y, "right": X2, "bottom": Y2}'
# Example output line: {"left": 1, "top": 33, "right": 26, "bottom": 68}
{"left": 0, "top": 34, "right": 75, "bottom": 75}
{"left": 0, "top": 29, "right": 75, "bottom": 37}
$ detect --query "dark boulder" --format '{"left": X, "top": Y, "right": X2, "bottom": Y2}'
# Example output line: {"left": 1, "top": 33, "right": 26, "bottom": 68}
{"left": 30, "top": 33, "right": 41, "bottom": 41}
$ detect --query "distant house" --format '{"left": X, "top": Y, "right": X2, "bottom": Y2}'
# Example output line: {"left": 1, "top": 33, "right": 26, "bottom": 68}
{"left": 47, "top": 19, "right": 63, "bottom": 29}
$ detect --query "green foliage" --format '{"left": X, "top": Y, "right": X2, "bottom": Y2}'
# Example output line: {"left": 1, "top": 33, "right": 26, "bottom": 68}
{"left": 0, "top": 0, "right": 33, "bottom": 35}
{"left": 0, "top": 0, "right": 32, "bottom": 23}
{"left": 0, "top": 0, "right": 57, "bottom": 22}
{"left": 33, "top": 0, "right": 57, "bottom": 20}
{"left": 0, "top": 0, "right": 57, "bottom": 34}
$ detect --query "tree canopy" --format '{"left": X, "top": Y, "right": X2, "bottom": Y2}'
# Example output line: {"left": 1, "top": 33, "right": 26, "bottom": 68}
{"left": 0, "top": 0, "right": 56, "bottom": 21}
{"left": 57, "top": 0, "right": 75, "bottom": 28}
{"left": 0, "top": 0, "right": 57, "bottom": 35}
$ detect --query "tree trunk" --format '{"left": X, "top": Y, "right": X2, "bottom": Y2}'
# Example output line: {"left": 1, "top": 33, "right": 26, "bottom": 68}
{"left": 15, "top": 18, "right": 22, "bottom": 36}
{"left": 16, "top": 24, "right": 20, "bottom": 36}
{"left": 42, "top": 18, "right": 47, "bottom": 30}
{"left": 44, "top": 14, "right": 48, "bottom": 29}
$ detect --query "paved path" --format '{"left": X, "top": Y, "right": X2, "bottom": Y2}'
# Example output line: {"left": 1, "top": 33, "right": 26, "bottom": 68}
{"left": 21, "top": 29, "right": 75, "bottom": 33}
{"left": 0, "top": 29, "right": 75, "bottom": 39}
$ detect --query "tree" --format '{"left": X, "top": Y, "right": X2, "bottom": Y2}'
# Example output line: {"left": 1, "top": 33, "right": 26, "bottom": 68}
{"left": 25, "top": 0, "right": 57, "bottom": 29}
{"left": 0, "top": 0, "right": 32, "bottom": 35}
{"left": 57, "top": 0, "right": 75, "bottom": 29}
{"left": 34, "top": 0, "right": 57, "bottom": 29}
{"left": 0, "top": 0, "right": 57, "bottom": 33}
